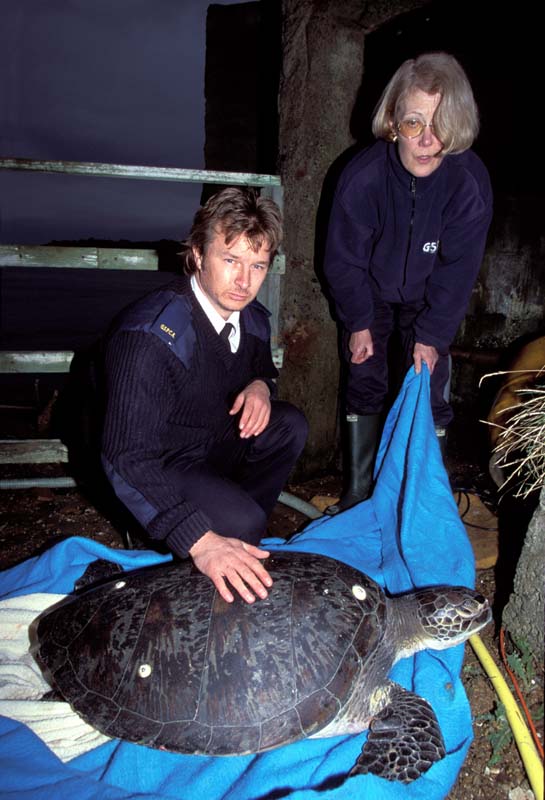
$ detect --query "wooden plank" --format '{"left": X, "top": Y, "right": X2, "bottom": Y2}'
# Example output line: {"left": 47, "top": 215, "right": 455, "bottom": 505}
{"left": 0, "top": 348, "right": 282, "bottom": 373}
{"left": 0, "top": 439, "right": 68, "bottom": 464}
{"left": 0, "top": 351, "right": 74, "bottom": 373}
{"left": 0, "top": 247, "right": 280, "bottom": 273}
{"left": 0, "top": 158, "right": 282, "bottom": 187}
{"left": 0, "top": 245, "right": 158, "bottom": 270}
{"left": 0, "top": 345, "right": 283, "bottom": 377}
{"left": 260, "top": 184, "right": 284, "bottom": 208}
{"left": 97, "top": 249, "right": 158, "bottom": 270}
{"left": 272, "top": 347, "right": 284, "bottom": 369}
{"left": 270, "top": 254, "right": 285, "bottom": 274}
{"left": 258, "top": 272, "right": 281, "bottom": 344}
{"left": 258, "top": 186, "right": 284, "bottom": 347}
{"left": 0, "top": 477, "right": 76, "bottom": 489}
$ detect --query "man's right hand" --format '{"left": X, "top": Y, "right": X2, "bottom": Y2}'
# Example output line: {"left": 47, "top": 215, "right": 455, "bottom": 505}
{"left": 189, "top": 531, "right": 272, "bottom": 604}
{"left": 349, "top": 329, "right": 374, "bottom": 364}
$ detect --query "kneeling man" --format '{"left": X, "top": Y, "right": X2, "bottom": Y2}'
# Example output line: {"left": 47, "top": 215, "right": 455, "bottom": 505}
{"left": 101, "top": 188, "right": 308, "bottom": 604}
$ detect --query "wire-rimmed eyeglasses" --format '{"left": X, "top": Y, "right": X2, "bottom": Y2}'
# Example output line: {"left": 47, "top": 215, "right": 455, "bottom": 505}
{"left": 396, "top": 117, "right": 437, "bottom": 139}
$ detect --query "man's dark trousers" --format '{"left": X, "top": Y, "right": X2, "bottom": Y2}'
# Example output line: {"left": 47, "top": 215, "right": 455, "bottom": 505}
{"left": 173, "top": 401, "right": 308, "bottom": 545}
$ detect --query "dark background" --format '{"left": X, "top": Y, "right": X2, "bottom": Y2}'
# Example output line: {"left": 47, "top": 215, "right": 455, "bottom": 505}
{"left": 0, "top": 0, "right": 241, "bottom": 355}
{"left": 0, "top": 0, "right": 240, "bottom": 245}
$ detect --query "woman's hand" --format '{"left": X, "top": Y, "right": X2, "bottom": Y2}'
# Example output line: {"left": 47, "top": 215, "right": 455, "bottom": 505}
{"left": 349, "top": 329, "right": 374, "bottom": 364}
{"left": 413, "top": 342, "right": 439, "bottom": 375}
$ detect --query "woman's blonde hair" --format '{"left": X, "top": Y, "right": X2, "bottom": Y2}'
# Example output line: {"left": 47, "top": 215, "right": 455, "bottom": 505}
{"left": 371, "top": 52, "right": 479, "bottom": 155}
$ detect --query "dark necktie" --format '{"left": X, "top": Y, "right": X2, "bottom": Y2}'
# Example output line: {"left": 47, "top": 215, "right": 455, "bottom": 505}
{"left": 219, "top": 322, "right": 234, "bottom": 344}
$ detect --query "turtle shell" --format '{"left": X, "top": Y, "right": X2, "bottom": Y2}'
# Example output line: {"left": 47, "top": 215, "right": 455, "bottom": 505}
{"left": 32, "top": 551, "right": 386, "bottom": 755}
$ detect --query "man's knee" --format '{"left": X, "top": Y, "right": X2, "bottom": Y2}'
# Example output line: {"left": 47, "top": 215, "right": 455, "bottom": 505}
{"left": 269, "top": 401, "right": 308, "bottom": 453}
{"left": 214, "top": 495, "right": 267, "bottom": 545}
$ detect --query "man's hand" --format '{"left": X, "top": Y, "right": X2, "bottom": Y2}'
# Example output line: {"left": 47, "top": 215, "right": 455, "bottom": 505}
{"left": 229, "top": 379, "right": 271, "bottom": 438}
{"left": 413, "top": 342, "right": 439, "bottom": 375}
{"left": 189, "top": 531, "right": 272, "bottom": 604}
{"left": 349, "top": 329, "right": 374, "bottom": 364}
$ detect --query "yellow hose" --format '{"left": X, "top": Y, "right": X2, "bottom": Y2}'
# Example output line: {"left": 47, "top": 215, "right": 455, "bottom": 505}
{"left": 469, "top": 634, "right": 544, "bottom": 800}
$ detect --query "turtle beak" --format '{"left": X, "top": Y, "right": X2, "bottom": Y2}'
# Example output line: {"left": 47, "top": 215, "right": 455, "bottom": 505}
{"left": 455, "top": 592, "right": 492, "bottom": 634}
{"left": 474, "top": 598, "right": 492, "bottom": 630}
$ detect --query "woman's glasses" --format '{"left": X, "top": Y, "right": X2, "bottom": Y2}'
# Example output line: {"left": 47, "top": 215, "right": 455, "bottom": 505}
{"left": 396, "top": 117, "right": 436, "bottom": 139}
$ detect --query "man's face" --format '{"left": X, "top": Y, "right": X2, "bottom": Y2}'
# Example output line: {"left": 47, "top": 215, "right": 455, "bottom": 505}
{"left": 193, "top": 229, "right": 271, "bottom": 319}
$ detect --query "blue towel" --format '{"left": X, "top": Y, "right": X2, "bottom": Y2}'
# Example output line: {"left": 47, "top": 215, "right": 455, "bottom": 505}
{"left": 0, "top": 367, "right": 475, "bottom": 800}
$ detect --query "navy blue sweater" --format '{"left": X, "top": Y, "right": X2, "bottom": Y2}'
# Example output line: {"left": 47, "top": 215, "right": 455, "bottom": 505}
{"left": 101, "top": 277, "right": 278, "bottom": 558}
{"left": 323, "top": 140, "right": 493, "bottom": 350}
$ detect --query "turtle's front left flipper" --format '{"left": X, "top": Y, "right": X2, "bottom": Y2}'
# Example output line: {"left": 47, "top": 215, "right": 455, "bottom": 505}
{"left": 350, "top": 683, "right": 446, "bottom": 783}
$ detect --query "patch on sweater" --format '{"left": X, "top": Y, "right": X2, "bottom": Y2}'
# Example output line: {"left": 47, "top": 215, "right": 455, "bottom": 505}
{"left": 149, "top": 295, "right": 196, "bottom": 367}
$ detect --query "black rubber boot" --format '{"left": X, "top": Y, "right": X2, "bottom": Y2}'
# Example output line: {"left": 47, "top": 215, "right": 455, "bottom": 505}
{"left": 326, "top": 413, "right": 381, "bottom": 515}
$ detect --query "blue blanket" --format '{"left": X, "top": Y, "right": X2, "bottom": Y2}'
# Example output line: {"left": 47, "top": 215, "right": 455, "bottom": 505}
{"left": 0, "top": 367, "right": 475, "bottom": 800}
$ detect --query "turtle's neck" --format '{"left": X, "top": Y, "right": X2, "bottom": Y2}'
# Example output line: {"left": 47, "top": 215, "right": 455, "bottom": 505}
{"left": 388, "top": 593, "right": 427, "bottom": 663}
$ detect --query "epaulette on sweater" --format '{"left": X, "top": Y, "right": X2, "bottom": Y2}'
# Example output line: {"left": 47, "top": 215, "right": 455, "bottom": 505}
{"left": 111, "top": 283, "right": 271, "bottom": 368}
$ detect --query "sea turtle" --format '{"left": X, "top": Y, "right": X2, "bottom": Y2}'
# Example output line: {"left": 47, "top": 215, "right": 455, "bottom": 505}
{"left": 31, "top": 551, "right": 491, "bottom": 783}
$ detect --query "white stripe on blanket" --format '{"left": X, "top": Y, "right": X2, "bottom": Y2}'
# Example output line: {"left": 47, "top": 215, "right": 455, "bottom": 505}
{"left": 0, "top": 592, "right": 111, "bottom": 761}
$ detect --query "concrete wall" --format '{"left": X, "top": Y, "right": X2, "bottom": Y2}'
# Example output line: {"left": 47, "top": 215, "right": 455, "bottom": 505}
{"left": 502, "top": 486, "right": 545, "bottom": 662}
{"left": 277, "top": 0, "right": 428, "bottom": 475}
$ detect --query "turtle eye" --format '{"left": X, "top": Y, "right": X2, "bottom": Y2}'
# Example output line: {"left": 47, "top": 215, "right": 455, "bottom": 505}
{"left": 458, "top": 602, "right": 476, "bottom": 618}
{"left": 458, "top": 594, "right": 488, "bottom": 618}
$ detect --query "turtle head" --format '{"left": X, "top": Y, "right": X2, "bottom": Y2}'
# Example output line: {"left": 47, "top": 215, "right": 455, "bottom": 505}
{"left": 391, "top": 586, "right": 491, "bottom": 660}
{"left": 411, "top": 586, "right": 492, "bottom": 651}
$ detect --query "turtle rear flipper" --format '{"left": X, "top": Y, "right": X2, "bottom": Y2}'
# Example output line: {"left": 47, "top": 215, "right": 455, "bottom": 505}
{"left": 350, "top": 684, "right": 446, "bottom": 783}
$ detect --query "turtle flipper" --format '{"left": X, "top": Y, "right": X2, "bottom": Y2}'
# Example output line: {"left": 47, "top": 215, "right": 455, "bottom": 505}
{"left": 350, "top": 684, "right": 446, "bottom": 783}
{"left": 74, "top": 559, "right": 123, "bottom": 592}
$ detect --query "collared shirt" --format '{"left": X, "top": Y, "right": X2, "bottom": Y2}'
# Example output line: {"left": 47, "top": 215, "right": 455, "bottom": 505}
{"left": 190, "top": 274, "right": 240, "bottom": 352}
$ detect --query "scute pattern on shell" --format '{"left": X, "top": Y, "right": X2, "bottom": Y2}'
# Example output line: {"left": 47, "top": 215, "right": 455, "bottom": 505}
{"left": 33, "top": 552, "right": 386, "bottom": 755}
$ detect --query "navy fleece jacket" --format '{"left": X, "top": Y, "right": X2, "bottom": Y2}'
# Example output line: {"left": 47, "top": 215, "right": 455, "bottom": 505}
{"left": 323, "top": 140, "right": 493, "bottom": 351}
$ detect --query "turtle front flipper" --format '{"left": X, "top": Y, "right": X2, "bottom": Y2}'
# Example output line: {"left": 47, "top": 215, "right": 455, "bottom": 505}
{"left": 350, "top": 683, "right": 445, "bottom": 783}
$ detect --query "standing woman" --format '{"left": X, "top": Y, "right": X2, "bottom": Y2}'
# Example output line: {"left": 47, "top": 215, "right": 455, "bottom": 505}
{"left": 324, "top": 52, "right": 492, "bottom": 514}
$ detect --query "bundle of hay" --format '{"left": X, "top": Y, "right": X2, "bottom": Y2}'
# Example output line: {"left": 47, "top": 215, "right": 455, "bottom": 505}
{"left": 489, "top": 378, "right": 545, "bottom": 497}
{"left": 482, "top": 335, "right": 545, "bottom": 497}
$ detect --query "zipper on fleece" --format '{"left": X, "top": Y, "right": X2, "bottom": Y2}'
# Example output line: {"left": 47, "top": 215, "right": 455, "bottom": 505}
{"left": 402, "top": 176, "right": 417, "bottom": 288}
